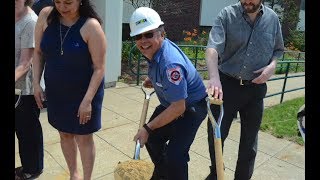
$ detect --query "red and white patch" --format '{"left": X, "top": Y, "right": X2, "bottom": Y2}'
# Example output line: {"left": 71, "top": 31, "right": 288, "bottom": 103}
{"left": 166, "top": 66, "right": 182, "bottom": 85}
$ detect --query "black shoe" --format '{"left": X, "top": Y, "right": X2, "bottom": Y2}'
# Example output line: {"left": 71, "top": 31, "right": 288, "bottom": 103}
{"left": 15, "top": 166, "right": 43, "bottom": 180}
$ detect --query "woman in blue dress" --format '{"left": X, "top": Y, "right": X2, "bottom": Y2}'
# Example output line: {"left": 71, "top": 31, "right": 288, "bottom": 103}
{"left": 32, "top": 0, "right": 106, "bottom": 179}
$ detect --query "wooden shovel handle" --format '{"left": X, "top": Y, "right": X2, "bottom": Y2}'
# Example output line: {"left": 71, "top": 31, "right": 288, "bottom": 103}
{"left": 207, "top": 93, "right": 223, "bottom": 105}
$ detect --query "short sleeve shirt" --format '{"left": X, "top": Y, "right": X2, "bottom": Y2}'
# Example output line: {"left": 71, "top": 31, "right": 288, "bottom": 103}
{"left": 148, "top": 39, "right": 207, "bottom": 107}
{"left": 15, "top": 10, "right": 38, "bottom": 95}
{"left": 206, "top": 2, "right": 284, "bottom": 80}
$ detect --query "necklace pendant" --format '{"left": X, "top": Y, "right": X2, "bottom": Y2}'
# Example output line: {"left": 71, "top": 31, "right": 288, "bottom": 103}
{"left": 61, "top": 50, "right": 63, "bottom": 55}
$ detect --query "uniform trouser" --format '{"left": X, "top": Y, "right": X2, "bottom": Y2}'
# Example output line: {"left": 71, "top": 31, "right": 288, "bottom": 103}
{"left": 15, "top": 95, "right": 44, "bottom": 174}
{"left": 207, "top": 72, "right": 267, "bottom": 180}
{"left": 146, "top": 98, "right": 207, "bottom": 180}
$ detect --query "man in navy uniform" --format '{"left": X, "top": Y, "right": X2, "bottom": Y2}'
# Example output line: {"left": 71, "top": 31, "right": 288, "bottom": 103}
{"left": 130, "top": 7, "right": 208, "bottom": 180}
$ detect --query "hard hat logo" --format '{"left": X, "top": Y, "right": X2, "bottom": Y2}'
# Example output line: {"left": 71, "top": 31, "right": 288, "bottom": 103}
{"left": 136, "top": 19, "right": 147, "bottom": 25}
{"left": 129, "top": 7, "right": 164, "bottom": 37}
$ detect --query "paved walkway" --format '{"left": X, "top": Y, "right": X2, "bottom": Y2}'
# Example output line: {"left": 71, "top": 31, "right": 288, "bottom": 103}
{"left": 15, "top": 76, "right": 305, "bottom": 180}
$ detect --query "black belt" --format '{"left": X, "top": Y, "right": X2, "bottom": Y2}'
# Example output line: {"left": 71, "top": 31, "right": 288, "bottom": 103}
{"left": 220, "top": 72, "right": 254, "bottom": 86}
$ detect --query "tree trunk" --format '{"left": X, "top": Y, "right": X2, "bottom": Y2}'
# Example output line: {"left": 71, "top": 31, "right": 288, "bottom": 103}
{"left": 282, "top": 0, "right": 301, "bottom": 40}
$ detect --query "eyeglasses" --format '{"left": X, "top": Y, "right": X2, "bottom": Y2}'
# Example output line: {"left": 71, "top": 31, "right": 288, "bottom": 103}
{"left": 134, "top": 30, "right": 159, "bottom": 41}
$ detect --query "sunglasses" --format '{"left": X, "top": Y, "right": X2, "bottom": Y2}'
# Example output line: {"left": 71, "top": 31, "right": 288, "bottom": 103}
{"left": 134, "top": 30, "right": 160, "bottom": 41}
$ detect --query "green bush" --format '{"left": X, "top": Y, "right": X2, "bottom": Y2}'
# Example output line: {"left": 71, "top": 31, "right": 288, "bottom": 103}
{"left": 275, "top": 50, "right": 305, "bottom": 74}
{"left": 121, "top": 41, "right": 141, "bottom": 65}
{"left": 181, "top": 28, "right": 209, "bottom": 46}
{"left": 121, "top": 41, "right": 133, "bottom": 62}
{"left": 285, "top": 29, "right": 305, "bottom": 52}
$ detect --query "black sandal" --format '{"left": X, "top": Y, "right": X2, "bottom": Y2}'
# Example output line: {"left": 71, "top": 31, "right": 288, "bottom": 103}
{"left": 15, "top": 166, "right": 42, "bottom": 180}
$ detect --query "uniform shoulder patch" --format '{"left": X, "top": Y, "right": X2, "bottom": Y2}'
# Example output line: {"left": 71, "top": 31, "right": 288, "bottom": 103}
{"left": 166, "top": 66, "right": 183, "bottom": 85}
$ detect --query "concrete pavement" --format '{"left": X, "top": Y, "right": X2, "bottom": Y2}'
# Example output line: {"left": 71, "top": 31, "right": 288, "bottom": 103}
{"left": 15, "top": 77, "right": 305, "bottom": 180}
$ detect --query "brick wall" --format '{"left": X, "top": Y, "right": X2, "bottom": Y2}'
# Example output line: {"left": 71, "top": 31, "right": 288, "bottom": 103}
{"left": 122, "top": 0, "right": 203, "bottom": 42}
{"left": 153, "top": 0, "right": 201, "bottom": 42}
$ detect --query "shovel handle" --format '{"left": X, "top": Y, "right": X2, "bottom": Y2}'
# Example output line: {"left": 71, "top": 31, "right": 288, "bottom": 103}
{"left": 207, "top": 93, "right": 223, "bottom": 105}
{"left": 139, "top": 99, "right": 150, "bottom": 128}
{"left": 133, "top": 84, "right": 155, "bottom": 159}
{"left": 206, "top": 93, "right": 225, "bottom": 180}
{"left": 214, "top": 138, "right": 224, "bottom": 180}
{"left": 15, "top": 89, "right": 22, "bottom": 109}
{"left": 139, "top": 85, "right": 155, "bottom": 128}
{"left": 206, "top": 93, "right": 224, "bottom": 127}
{"left": 141, "top": 84, "right": 155, "bottom": 100}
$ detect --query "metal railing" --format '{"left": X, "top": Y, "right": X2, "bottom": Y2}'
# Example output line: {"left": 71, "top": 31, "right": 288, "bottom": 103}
{"left": 128, "top": 44, "right": 207, "bottom": 85}
{"left": 265, "top": 60, "right": 305, "bottom": 103}
{"left": 127, "top": 44, "right": 305, "bottom": 104}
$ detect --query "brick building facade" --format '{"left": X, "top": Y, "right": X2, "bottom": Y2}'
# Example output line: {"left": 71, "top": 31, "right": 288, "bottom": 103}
{"left": 153, "top": 0, "right": 201, "bottom": 42}
{"left": 122, "top": 0, "right": 211, "bottom": 43}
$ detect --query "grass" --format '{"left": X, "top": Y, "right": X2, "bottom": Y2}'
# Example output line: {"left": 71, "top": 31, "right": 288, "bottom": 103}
{"left": 260, "top": 96, "right": 305, "bottom": 145}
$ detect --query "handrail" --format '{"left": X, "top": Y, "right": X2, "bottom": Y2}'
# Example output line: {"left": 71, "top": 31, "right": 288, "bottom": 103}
{"left": 127, "top": 44, "right": 305, "bottom": 104}
{"left": 267, "top": 60, "right": 305, "bottom": 103}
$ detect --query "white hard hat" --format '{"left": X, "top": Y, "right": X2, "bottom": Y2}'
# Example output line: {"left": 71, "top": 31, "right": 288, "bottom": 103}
{"left": 129, "top": 7, "right": 164, "bottom": 37}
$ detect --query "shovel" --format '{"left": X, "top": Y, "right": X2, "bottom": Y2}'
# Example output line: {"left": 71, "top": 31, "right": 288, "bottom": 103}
{"left": 206, "top": 94, "right": 224, "bottom": 180}
{"left": 114, "top": 84, "right": 155, "bottom": 180}
{"left": 15, "top": 89, "right": 22, "bottom": 109}
{"left": 133, "top": 84, "right": 155, "bottom": 159}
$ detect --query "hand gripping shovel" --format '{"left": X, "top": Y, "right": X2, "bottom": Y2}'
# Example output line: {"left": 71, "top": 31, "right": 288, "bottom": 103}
{"left": 206, "top": 94, "right": 224, "bottom": 180}
{"left": 114, "top": 84, "right": 155, "bottom": 180}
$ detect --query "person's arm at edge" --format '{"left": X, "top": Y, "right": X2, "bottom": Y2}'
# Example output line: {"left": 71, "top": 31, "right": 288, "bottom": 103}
{"left": 205, "top": 9, "right": 226, "bottom": 100}
{"left": 134, "top": 98, "right": 186, "bottom": 147}
{"left": 205, "top": 42, "right": 224, "bottom": 100}
{"left": 252, "top": 17, "right": 284, "bottom": 83}
{"left": 15, "top": 48, "right": 33, "bottom": 82}
{"left": 32, "top": 6, "right": 51, "bottom": 108}
{"left": 16, "top": 14, "right": 39, "bottom": 82}
{"left": 269, "top": 17, "right": 285, "bottom": 74}
{"left": 266, "top": 17, "right": 285, "bottom": 77}
{"left": 147, "top": 99, "right": 186, "bottom": 130}
{"left": 81, "top": 18, "right": 106, "bottom": 108}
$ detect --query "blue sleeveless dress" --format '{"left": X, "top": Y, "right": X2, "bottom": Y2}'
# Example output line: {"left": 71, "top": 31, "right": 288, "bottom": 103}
{"left": 40, "top": 17, "right": 104, "bottom": 134}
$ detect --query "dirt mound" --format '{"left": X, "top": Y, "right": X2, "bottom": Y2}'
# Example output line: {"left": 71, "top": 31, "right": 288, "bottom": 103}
{"left": 114, "top": 160, "right": 154, "bottom": 180}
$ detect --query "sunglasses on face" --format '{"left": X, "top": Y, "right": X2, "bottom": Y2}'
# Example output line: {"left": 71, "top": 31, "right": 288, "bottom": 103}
{"left": 134, "top": 30, "right": 159, "bottom": 41}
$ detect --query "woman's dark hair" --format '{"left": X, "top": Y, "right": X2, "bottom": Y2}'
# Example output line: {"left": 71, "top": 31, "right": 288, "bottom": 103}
{"left": 47, "top": 0, "right": 102, "bottom": 25}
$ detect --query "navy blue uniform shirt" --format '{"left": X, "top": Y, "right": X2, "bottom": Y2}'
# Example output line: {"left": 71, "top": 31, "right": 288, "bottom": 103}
{"left": 148, "top": 38, "right": 207, "bottom": 108}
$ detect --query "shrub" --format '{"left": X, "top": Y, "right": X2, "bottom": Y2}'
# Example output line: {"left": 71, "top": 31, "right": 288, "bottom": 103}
{"left": 182, "top": 28, "right": 209, "bottom": 46}
{"left": 285, "top": 29, "right": 305, "bottom": 52}
{"left": 121, "top": 41, "right": 141, "bottom": 65}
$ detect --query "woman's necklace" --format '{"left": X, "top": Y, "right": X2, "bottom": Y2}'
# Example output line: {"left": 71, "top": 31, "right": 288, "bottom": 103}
{"left": 59, "top": 22, "right": 72, "bottom": 55}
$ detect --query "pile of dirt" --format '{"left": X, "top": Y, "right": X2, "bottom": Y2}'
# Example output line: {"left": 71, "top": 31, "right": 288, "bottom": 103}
{"left": 114, "top": 160, "right": 154, "bottom": 180}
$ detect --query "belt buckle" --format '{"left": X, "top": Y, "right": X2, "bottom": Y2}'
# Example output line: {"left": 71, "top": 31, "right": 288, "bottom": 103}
{"left": 240, "top": 79, "right": 244, "bottom": 85}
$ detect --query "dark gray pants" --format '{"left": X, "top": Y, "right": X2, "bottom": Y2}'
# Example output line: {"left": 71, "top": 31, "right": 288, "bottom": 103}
{"left": 15, "top": 95, "right": 44, "bottom": 174}
{"left": 207, "top": 72, "right": 267, "bottom": 180}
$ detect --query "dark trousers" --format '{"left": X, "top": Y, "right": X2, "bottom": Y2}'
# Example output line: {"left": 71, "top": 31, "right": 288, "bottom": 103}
{"left": 207, "top": 72, "right": 267, "bottom": 180}
{"left": 15, "top": 95, "right": 44, "bottom": 174}
{"left": 146, "top": 98, "right": 207, "bottom": 180}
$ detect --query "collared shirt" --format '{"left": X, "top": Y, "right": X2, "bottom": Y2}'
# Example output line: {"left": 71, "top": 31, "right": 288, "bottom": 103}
{"left": 148, "top": 38, "right": 207, "bottom": 108}
{"left": 207, "top": 2, "right": 284, "bottom": 80}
